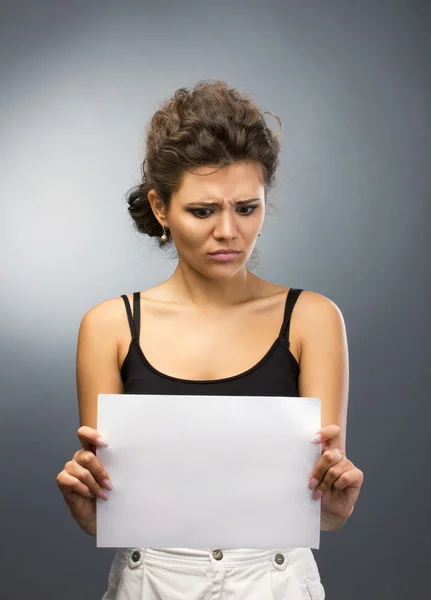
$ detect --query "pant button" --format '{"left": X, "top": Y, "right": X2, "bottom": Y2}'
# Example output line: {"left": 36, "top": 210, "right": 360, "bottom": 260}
{"left": 212, "top": 550, "right": 223, "bottom": 561}
{"left": 275, "top": 553, "right": 285, "bottom": 565}
{"left": 132, "top": 551, "right": 141, "bottom": 562}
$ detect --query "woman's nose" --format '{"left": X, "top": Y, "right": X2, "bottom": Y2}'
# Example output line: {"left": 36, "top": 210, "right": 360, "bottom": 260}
{"left": 213, "top": 213, "right": 238, "bottom": 239}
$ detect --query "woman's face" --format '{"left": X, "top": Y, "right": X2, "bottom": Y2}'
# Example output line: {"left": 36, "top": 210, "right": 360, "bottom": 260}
{"left": 153, "top": 161, "right": 266, "bottom": 279}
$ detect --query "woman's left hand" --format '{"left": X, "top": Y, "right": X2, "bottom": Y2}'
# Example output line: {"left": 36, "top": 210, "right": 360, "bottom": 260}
{"left": 309, "top": 425, "right": 364, "bottom": 519}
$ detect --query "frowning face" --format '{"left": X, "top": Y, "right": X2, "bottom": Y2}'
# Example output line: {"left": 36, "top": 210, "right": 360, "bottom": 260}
{"left": 149, "top": 161, "right": 266, "bottom": 279}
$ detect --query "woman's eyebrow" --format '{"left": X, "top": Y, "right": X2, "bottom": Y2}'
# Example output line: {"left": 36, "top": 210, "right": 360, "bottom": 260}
{"left": 186, "top": 198, "right": 261, "bottom": 207}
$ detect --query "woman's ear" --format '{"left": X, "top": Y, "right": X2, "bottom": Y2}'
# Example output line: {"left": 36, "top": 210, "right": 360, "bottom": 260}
{"left": 147, "top": 190, "right": 166, "bottom": 225}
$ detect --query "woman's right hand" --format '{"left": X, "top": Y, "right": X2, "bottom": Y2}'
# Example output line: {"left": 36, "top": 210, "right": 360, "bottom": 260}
{"left": 56, "top": 426, "right": 113, "bottom": 537}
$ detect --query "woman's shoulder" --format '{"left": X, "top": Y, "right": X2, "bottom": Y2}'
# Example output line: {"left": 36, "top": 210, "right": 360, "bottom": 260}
{"left": 279, "top": 284, "right": 344, "bottom": 322}
{"left": 296, "top": 289, "right": 343, "bottom": 314}
{"left": 79, "top": 295, "right": 129, "bottom": 338}
{"left": 259, "top": 279, "right": 343, "bottom": 324}
{"left": 290, "top": 288, "right": 346, "bottom": 349}
{"left": 82, "top": 284, "right": 167, "bottom": 323}
{"left": 255, "top": 278, "right": 336, "bottom": 305}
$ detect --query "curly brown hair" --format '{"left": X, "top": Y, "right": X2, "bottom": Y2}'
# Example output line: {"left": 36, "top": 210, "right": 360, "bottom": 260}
{"left": 125, "top": 79, "right": 282, "bottom": 246}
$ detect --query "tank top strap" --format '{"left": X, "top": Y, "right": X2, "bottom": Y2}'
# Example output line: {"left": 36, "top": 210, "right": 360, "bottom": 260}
{"left": 120, "top": 292, "right": 141, "bottom": 342}
{"left": 133, "top": 292, "right": 141, "bottom": 342}
{"left": 278, "top": 288, "right": 304, "bottom": 347}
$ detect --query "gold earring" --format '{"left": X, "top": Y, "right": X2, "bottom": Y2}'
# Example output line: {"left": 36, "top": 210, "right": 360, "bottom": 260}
{"left": 160, "top": 224, "right": 168, "bottom": 244}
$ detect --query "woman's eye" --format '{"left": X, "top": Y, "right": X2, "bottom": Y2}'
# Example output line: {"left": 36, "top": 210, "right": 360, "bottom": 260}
{"left": 189, "top": 205, "right": 257, "bottom": 218}
{"left": 237, "top": 206, "right": 257, "bottom": 215}
{"left": 190, "top": 208, "right": 213, "bottom": 218}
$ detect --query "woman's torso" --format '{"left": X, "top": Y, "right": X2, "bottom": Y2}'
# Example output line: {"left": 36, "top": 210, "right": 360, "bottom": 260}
{"left": 116, "top": 284, "right": 303, "bottom": 397}
{"left": 100, "top": 283, "right": 329, "bottom": 600}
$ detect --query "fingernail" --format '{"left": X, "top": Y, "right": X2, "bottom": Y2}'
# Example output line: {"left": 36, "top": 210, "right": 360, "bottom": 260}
{"left": 313, "top": 489, "right": 324, "bottom": 500}
{"left": 310, "top": 434, "right": 322, "bottom": 444}
{"left": 309, "top": 477, "right": 319, "bottom": 491}
{"left": 86, "top": 491, "right": 94, "bottom": 498}
{"left": 97, "top": 490, "right": 109, "bottom": 501}
{"left": 96, "top": 438, "right": 109, "bottom": 447}
{"left": 102, "top": 479, "right": 113, "bottom": 491}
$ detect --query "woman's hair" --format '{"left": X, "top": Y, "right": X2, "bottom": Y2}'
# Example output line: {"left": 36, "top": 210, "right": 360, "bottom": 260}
{"left": 125, "top": 79, "right": 282, "bottom": 246}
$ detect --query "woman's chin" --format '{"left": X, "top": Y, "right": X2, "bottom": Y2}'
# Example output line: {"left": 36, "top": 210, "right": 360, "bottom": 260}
{"left": 201, "top": 262, "right": 248, "bottom": 280}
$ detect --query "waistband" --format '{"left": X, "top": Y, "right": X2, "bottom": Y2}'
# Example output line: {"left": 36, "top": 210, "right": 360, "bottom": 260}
{"left": 140, "top": 547, "right": 296, "bottom": 566}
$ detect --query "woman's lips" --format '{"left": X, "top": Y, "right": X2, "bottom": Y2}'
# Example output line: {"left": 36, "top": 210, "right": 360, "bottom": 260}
{"left": 208, "top": 251, "right": 240, "bottom": 262}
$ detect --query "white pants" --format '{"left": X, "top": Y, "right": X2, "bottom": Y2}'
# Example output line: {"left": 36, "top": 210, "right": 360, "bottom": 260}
{"left": 102, "top": 547, "right": 325, "bottom": 599}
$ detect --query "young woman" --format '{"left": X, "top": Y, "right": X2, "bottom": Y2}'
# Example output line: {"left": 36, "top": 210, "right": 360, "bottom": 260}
{"left": 56, "top": 80, "right": 363, "bottom": 599}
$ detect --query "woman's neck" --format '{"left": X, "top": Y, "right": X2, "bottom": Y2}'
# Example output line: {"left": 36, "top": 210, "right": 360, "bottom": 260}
{"left": 165, "top": 262, "right": 264, "bottom": 308}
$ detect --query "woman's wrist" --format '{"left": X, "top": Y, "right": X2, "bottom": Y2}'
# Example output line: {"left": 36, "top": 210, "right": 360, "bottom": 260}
{"left": 76, "top": 516, "right": 97, "bottom": 537}
{"left": 321, "top": 505, "right": 355, "bottom": 531}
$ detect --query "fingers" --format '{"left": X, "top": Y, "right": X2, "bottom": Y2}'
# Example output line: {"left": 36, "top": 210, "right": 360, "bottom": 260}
{"left": 73, "top": 449, "right": 113, "bottom": 494}
{"left": 310, "top": 424, "right": 341, "bottom": 452}
{"left": 66, "top": 456, "right": 111, "bottom": 500}
{"left": 332, "top": 467, "right": 364, "bottom": 491}
{"left": 310, "top": 424, "right": 340, "bottom": 444}
{"left": 56, "top": 426, "right": 112, "bottom": 500}
{"left": 57, "top": 449, "right": 112, "bottom": 502}
{"left": 77, "top": 426, "right": 109, "bottom": 452}
{"left": 316, "top": 456, "right": 352, "bottom": 496}
{"left": 309, "top": 448, "right": 348, "bottom": 499}
{"left": 56, "top": 470, "right": 97, "bottom": 500}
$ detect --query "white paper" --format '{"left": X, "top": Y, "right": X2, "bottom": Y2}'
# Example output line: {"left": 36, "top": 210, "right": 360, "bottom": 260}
{"left": 96, "top": 394, "right": 321, "bottom": 549}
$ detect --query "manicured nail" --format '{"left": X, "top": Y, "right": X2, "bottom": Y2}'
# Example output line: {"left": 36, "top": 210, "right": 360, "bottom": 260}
{"left": 97, "top": 490, "right": 109, "bottom": 501}
{"left": 313, "top": 489, "right": 324, "bottom": 500}
{"left": 102, "top": 479, "right": 113, "bottom": 491}
{"left": 96, "top": 438, "right": 109, "bottom": 447}
{"left": 310, "top": 434, "right": 322, "bottom": 444}
{"left": 309, "top": 478, "right": 319, "bottom": 491}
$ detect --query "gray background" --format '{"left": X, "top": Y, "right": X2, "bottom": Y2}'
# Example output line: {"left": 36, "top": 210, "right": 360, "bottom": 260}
{"left": 1, "top": 1, "right": 430, "bottom": 598}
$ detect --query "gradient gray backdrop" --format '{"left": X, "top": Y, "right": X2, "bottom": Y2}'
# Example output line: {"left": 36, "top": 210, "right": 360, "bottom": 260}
{"left": 1, "top": 1, "right": 430, "bottom": 598}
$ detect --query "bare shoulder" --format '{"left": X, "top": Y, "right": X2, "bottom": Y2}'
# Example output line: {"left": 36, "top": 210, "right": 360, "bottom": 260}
{"left": 81, "top": 294, "right": 128, "bottom": 336}
{"left": 296, "top": 290, "right": 344, "bottom": 319}
{"left": 295, "top": 290, "right": 347, "bottom": 357}
{"left": 80, "top": 283, "right": 166, "bottom": 332}
{"left": 255, "top": 278, "right": 343, "bottom": 318}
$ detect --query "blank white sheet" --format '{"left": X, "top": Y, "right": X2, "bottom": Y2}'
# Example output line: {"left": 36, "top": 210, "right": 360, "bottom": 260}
{"left": 96, "top": 394, "right": 321, "bottom": 549}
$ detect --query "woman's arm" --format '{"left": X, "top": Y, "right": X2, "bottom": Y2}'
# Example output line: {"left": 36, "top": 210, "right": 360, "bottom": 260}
{"left": 76, "top": 299, "right": 125, "bottom": 430}
{"left": 297, "top": 291, "right": 349, "bottom": 453}
{"left": 297, "top": 291, "right": 358, "bottom": 530}
{"left": 56, "top": 299, "right": 124, "bottom": 537}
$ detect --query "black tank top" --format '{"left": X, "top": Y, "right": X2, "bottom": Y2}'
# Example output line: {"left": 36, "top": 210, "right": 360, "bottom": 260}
{"left": 120, "top": 288, "right": 303, "bottom": 397}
